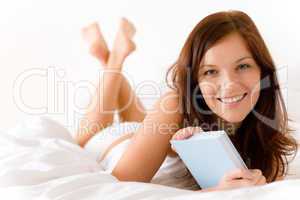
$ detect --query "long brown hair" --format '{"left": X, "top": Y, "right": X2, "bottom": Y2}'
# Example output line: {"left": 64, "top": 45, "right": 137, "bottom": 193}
{"left": 166, "top": 10, "right": 298, "bottom": 182}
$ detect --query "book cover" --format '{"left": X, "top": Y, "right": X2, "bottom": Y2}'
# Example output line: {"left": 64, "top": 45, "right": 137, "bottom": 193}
{"left": 170, "top": 130, "right": 247, "bottom": 189}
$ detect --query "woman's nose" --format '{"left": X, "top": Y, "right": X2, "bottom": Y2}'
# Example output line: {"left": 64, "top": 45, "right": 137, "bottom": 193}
{"left": 219, "top": 71, "right": 239, "bottom": 91}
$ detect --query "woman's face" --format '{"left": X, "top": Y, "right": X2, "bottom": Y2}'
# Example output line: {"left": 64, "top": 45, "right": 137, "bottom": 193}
{"left": 198, "top": 32, "right": 261, "bottom": 123}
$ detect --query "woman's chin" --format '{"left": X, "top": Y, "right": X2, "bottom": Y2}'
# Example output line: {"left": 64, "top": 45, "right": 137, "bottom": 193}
{"left": 220, "top": 115, "right": 245, "bottom": 124}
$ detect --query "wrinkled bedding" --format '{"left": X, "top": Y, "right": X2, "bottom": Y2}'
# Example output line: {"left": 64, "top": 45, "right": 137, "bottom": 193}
{"left": 1, "top": 117, "right": 300, "bottom": 200}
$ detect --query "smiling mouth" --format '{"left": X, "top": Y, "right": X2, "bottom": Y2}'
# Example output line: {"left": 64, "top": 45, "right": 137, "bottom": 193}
{"left": 217, "top": 93, "right": 247, "bottom": 104}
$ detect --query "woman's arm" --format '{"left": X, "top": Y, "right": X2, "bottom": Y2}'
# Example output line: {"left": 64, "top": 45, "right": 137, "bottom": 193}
{"left": 112, "top": 90, "right": 183, "bottom": 182}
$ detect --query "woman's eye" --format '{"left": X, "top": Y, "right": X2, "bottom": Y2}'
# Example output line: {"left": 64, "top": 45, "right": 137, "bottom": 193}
{"left": 238, "top": 63, "right": 251, "bottom": 70}
{"left": 203, "top": 69, "right": 217, "bottom": 76}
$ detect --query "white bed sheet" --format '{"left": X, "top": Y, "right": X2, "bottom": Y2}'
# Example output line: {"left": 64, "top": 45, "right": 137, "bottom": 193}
{"left": 1, "top": 116, "right": 300, "bottom": 200}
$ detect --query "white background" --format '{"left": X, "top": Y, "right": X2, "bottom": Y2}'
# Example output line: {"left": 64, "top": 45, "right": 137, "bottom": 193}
{"left": 0, "top": 0, "right": 299, "bottom": 133}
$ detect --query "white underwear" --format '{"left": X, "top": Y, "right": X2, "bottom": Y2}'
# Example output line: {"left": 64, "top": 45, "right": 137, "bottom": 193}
{"left": 84, "top": 121, "right": 141, "bottom": 163}
{"left": 84, "top": 122, "right": 199, "bottom": 190}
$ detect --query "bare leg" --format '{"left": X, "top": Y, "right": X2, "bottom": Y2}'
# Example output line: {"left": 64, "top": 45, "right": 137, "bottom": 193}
{"left": 117, "top": 76, "right": 146, "bottom": 122}
{"left": 76, "top": 18, "right": 145, "bottom": 147}
{"left": 108, "top": 18, "right": 146, "bottom": 122}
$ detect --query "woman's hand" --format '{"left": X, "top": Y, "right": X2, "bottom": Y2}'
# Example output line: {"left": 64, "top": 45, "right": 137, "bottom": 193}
{"left": 198, "top": 168, "right": 266, "bottom": 192}
{"left": 172, "top": 126, "right": 203, "bottom": 140}
{"left": 172, "top": 128, "right": 267, "bottom": 192}
{"left": 215, "top": 168, "right": 266, "bottom": 190}
{"left": 171, "top": 126, "right": 203, "bottom": 152}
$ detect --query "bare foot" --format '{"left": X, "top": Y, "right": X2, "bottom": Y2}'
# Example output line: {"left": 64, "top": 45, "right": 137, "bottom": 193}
{"left": 81, "top": 22, "right": 109, "bottom": 66}
{"left": 111, "top": 18, "right": 136, "bottom": 64}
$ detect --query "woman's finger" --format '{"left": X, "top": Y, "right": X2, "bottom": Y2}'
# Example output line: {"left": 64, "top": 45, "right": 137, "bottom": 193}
{"left": 233, "top": 179, "right": 255, "bottom": 187}
{"left": 249, "top": 169, "right": 263, "bottom": 184}
{"left": 256, "top": 175, "right": 267, "bottom": 185}
{"left": 249, "top": 169, "right": 262, "bottom": 177}
{"left": 222, "top": 168, "right": 254, "bottom": 181}
{"left": 172, "top": 126, "right": 202, "bottom": 140}
{"left": 219, "top": 178, "right": 254, "bottom": 190}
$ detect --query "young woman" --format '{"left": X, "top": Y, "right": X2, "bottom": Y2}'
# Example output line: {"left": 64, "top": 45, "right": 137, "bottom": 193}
{"left": 76, "top": 11, "right": 298, "bottom": 192}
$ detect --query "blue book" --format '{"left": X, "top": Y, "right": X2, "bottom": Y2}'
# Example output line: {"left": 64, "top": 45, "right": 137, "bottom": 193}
{"left": 170, "top": 130, "right": 247, "bottom": 189}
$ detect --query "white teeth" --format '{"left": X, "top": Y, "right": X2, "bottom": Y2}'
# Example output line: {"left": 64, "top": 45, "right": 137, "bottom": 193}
{"left": 219, "top": 94, "right": 245, "bottom": 104}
